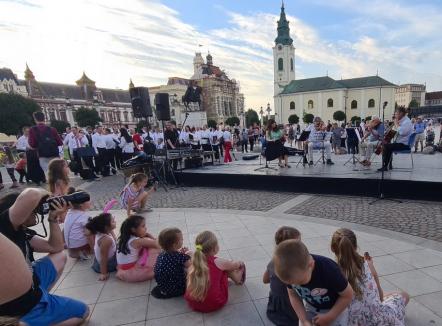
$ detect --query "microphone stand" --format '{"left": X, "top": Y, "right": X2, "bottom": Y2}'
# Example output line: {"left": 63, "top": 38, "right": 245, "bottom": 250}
{"left": 369, "top": 102, "right": 401, "bottom": 204}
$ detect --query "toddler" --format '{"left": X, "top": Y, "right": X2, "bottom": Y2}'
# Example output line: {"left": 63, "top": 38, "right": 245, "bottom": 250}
{"left": 120, "top": 173, "right": 155, "bottom": 216}
{"left": 116, "top": 215, "right": 160, "bottom": 282}
{"left": 1, "top": 146, "right": 19, "bottom": 188}
{"left": 15, "top": 152, "right": 29, "bottom": 183}
{"left": 273, "top": 239, "right": 353, "bottom": 326}
{"left": 85, "top": 213, "right": 117, "bottom": 281}
{"left": 263, "top": 226, "right": 300, "bottom": 325}
{"left": 152, "top": 227, "right": 192, "bottom": 299}
{"left": 331, "top": 228, "right": 409, "bottom": 326}
{"left": 63, "top": 189, "right": 94, "bottom": 259}
{"left": 185, "top": 230, "right": 246, "bottom": 313}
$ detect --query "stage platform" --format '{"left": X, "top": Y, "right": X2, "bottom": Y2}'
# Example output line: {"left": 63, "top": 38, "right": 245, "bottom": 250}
{"left": 177, "top": 152, "right": 442, "bottom": 201}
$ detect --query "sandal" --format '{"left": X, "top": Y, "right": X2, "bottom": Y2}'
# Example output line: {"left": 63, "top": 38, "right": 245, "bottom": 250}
{"left": 239, "top": 262, "right": 246, "bottom": 285}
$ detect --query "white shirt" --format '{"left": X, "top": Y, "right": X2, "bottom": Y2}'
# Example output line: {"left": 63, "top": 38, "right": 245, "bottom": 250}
{"left": 116, "top": 236, "right": 139, "bottom": 265}
{"left": 119, "top": 137, "right": 135, "bottom": 153}
{"left": 200, "top": 130, "right": 210, "bottom": 144}
{"left": 94, "top": 233, "right": 116, "bottom": 262}
{"left": 395, "top": 116, "right": 413, "bottom": 145}
{"left": 92, "top": 132, "right": 106, "bottom": 149}
{"left": 16, "top": 135, "right": 29, "bottom": 151}
{"left": 223, "top": 130, "right": 232, "bottom": 141}
{"left": 64, "top": 209, "right": 90, "bottom": 249}
{"left": 104, "top": 134, "right": 116, "bottom": 150}
{"left": 179, "top": 131, "right": 190, "bottom": 144}
{"left": 65, "top": 133, "right": 88, "bottom": 154}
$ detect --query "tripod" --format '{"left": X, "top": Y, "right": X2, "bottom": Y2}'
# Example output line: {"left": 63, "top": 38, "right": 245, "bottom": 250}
{"left": 369, "top": 102, "right": 401, "bottom": 205}
{"left": 344, "top": 128, "right": 363, "bottom": 167}
{"left": 155, "top": 120, "right": 178, "bottom": 192}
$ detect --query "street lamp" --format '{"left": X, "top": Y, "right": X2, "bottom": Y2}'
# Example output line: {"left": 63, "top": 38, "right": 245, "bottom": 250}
{"left": 343, "top": 95, "right": 348, "bottom": 124}
{"left": 266, "top": 103, "right": 271, "bottom": 117}
{"left": 259, "top": 106, "right": 264, "bottom": 125}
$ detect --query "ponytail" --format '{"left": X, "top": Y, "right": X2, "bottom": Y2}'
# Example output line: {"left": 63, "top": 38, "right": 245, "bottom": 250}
{"left": 331, "top": 228, "right": 364, "bottom": 299}
{"left": 85, "top": 213, "right": 112, "bottom": 235}
{"left": 187, "top": 230, "right": 218, "bottom": 301}
{"left": 117, "top": 215, "right": 144, "bottom": 255}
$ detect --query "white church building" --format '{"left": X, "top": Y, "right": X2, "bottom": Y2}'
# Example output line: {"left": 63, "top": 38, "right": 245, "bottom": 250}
{"left": 273, "top": 3, "right": 397, "bottom": 124}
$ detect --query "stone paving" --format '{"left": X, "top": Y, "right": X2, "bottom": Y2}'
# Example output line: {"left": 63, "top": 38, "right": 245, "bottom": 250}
{"left": 286, "top": 195, "right": 442, "bottom": 242}
{"left": 32, "top": 206, "right": 442, "bottom": 326}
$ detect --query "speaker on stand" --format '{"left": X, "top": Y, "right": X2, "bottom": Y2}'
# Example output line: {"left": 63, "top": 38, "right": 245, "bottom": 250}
{"left": 129, "top": 87, "right": 152, "bottom": 119}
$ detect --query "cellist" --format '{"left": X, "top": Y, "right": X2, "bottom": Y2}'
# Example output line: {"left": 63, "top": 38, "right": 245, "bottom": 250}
{"left": 378, "top": 106, "right": 413, "bottom": 172}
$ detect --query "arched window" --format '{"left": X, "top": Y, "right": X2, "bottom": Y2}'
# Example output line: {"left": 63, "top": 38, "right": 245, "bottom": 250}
{"left": 278, "top": 58, "right": 283, "bottom": 71}
{"left": 290, "top": 58, "right": 294, "bottom": 71}
{"left": 123, "top": 111, "right": 128, "bottom": 121}
{"left": 308, "top": 100, "right": 314, "bottom": 109}
{"left": 351, "top": 100, "right": 357, "bottom": 109}
{"left": 290, "top": 101, "right": 295, "bottom": 110}
{"left": 368, "top": 99, "right": 375, "bottom": 108}
{"left": 327, "top": 98, "right": 333, "bottom": 108}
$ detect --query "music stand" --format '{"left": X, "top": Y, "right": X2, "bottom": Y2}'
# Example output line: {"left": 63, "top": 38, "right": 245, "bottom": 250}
{"left": 296, "top": 131, "right": 310, "bottom": 167}
{"left": 344, "top": 128, "right": 363, "bottom": 166}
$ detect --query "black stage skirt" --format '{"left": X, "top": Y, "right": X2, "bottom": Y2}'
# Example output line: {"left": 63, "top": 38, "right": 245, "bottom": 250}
{"left": 265, "top": 140, "right": 288, "bottom": 161}
{"left": 26, "top": 149, "right": 45, "bottom": 183}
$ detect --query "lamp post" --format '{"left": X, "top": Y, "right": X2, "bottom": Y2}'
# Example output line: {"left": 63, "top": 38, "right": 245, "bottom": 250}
{"left": 343, "top": 95, "right": 348, "bottom": 124}
{"left": 259, "top": 106, "right": 264, "bottom": 126}
{"left": 266, "top": 103, "right": 271, "bottom": 118}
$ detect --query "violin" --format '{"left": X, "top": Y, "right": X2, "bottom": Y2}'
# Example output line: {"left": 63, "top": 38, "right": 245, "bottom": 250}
{"left": 374, "top": 123, "right": 397, "bottom": 155}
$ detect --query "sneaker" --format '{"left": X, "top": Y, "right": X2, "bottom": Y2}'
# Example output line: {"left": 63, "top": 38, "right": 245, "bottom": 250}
{"left": 377, "top": 166, "right": 389, "bottom": 172}
{"left": 308, "top": 161, "right": 313, "bottom": 166}
{"left": 151, "top": 286, "right": 169, "bottom": 299}
{"left": 326, "top": 159, "right": 334, "bottom": 165}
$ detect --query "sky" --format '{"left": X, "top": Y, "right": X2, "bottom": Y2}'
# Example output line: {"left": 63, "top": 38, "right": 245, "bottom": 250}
{"left": 1, "top": 0, "right": 442, "bottom": 110}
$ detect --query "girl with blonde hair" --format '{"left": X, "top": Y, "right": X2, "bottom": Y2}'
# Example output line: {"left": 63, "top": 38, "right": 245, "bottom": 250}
{"left": 331, "top": 228, "right": 409, "bottom": 325}
{"left": 185, "top": 230, "right": 245, "bottom": 313}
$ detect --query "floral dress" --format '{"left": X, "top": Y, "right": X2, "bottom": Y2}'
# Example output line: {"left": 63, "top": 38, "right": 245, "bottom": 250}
{"left": 348, "top": 261, "right": 406, "bottom": 326}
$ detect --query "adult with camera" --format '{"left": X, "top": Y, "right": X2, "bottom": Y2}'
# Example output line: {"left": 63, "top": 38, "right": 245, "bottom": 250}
{"left": 0, "top": 188, "right": 89, "bottom": 325}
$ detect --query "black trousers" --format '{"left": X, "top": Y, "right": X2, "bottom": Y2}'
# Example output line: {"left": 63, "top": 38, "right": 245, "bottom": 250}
{"left": 115, "top": 147, "right": 122, "bottom": 169}
{"left": 96, "top": 147, "right": 108, "bottom": 174}
{"left": 249, "top": 138, "right": 254, "bottom": 151}
{"left": 16, "top": 169, "right": 29, "bottom": 183}
{"left": 382, "top": 143, "right": 409, "bottom": 167}
{"left": 107, "top": 148, "right": 117, "bottom": 171}
{"left": 241, "top": 140, "right": 248, "bottom": 153}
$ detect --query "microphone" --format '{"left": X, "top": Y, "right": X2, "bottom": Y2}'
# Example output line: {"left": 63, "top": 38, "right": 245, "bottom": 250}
{"left": 383, "top": 101, "right": 388, "bottom": 108}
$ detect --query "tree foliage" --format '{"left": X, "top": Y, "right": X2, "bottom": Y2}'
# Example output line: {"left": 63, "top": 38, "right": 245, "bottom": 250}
{"left": 50, "top": 120, "right": 71, "bottom": 134}
{"left": 409, "top": 99, "right": 419, "bottom": 108}
{"left": 225, "top": 116, "right": 240, "bottom": 127}
{"left": 288, "top": 114, "right": 299, "bottom": 124}
{"left": 350, "top": 115, "right": 361, "bottom": 123}
{"left": 245, "top": 109, "right": 259, "bottom": 127}
{"left": 333, "top": 110, "right": 346, "bottom": 122}
{"left": 207, "top": 119, "right": 217, "bottom": 129}
{"left": 73, "top": 107, "right": 102, "bottom": 127}
{"left": 303, "top": 113, "right": 314, "bottom": 124}
{"left": 0, "top": 93, "right": 41, "bottom": 135}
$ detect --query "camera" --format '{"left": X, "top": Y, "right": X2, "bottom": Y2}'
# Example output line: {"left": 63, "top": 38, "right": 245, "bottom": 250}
{"left": 36, "top": 191, "right": 90, "bottom": 215}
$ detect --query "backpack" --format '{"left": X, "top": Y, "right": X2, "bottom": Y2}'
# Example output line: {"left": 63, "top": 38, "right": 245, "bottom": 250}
{"left": 33, "top": 126, "right": 59, "bottom": 158}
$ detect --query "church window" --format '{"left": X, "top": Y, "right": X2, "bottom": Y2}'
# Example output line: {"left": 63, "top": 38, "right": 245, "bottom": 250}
{"left": 368, "top": 99, "right": 375, "bottom": 108}
{"left": 290, "top": 58, "right": 294, "bottom": 71}
{"left": 123, "top": 111, "right": 128, "bottom": 121}
{"left": 278, "top": 58, "right": 283, "bottom": 71}
{"left": 308, "top": 100, "right": 314, "bottom": 109}
{"left": 290, "top": 101, "right": 295, "bottom": 110}
{"left": 351, "top": 100, "right": 358, "bottom": 109}
{"left": 327, "top": 98, "right": 333, "bottom": 108}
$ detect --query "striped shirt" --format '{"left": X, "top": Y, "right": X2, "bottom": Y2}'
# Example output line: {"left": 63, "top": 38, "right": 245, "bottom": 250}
{"left": 120, "top": 184, "right": 142, "bottom": 209}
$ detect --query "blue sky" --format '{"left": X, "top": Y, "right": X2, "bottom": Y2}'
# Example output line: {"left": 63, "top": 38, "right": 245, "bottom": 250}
{"left": 1, "top": 0, "right": 441, "bottom": 109}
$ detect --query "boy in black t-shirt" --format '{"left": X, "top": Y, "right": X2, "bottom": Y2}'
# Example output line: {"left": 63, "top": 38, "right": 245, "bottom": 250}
{"left": 274, "top": 240, "right": 353, "bottom": 326}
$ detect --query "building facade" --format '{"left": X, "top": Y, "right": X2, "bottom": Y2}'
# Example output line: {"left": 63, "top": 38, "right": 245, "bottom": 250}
{"left": 425, "top": 91, "right": 442, "bottom": 107}
{"left": 395, "top": 84, "right": 426, "bottom": 107}
{"left": 273, "top": 3, "right": 397, "bottom": 123}
{"left": 0, "top": 68, "right": 28, "bottom": 96}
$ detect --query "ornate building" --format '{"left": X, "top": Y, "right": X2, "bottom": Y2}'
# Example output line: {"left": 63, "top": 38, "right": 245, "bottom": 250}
{"left": 0, "top": 68, "right": 28, "bottom": 96}
{"left": 191, "top": 52, "right": 244, "bottom": 124}
{"left": 273, "top": 3, "right": 397, "bottom": 123}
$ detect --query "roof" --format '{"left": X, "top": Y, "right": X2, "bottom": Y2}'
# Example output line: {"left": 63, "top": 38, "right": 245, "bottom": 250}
{"left": 281, "top": 75, "right": 396, "bottom": 95}
{"left": 425, "top": 91, "right": 442, "bottom": 100}
{"left": 281, "top": 76, "right": 345, "bottom": 94}
{"left": 76, "top": 72, "right": 95, "bottom": 86}
{"left": 339, "top": 76, "right": 396, "bottom": 88}
{"left": 275, "top": 3, "right": 293, "bottom": 46}
{"left": 0, "top": 68, "right": 18, "bottom": 83}
{"left": 100, "top": 88, "right": 131, "bottom": 103}
{"left": 167, "top": 77, "right": 191, "bottom": 86}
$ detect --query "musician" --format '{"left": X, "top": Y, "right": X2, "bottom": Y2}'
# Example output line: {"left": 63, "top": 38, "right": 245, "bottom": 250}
{"left": 179, "top": 126, "right": 191, "bottom": 146}
{"left": 200, "top": 125, "right": 212, "bottom": 151}
{"left": 378, "top": 106, "right": 413, "bottom": 172}
{"left": 266, "top": 119, "right": 290, "bottom": 168}
{"left": 164, "top": 122, "right": 179, "bottom": 150}
{"left": 306, "top": 117, "right": 334, "bottom": 165}
{"left": 359, "top": 116, "right": 384, "bottom": 166}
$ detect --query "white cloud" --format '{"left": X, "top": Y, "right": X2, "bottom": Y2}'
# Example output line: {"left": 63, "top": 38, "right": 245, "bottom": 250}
{"left": 0, "top": 0, "right": 441, "bottom": 112}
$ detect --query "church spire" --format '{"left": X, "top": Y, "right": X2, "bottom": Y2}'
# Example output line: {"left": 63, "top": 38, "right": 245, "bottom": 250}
{"left": 24, "top": 63, "right": 35, "bottom": 80}
{"left": 275, "top": 1, "right": 293, "bottom": 46}
{"left": 129, "top": 78, "right": 134, "bottom": 88}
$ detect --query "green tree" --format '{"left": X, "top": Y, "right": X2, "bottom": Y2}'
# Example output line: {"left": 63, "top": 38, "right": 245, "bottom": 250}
{"left": 50, "top": 120, "right": 71, "bottom": 134}
{"left": 409, "top": 99, "right": 419, "bottom": 108}
{"left": 225, "top": 116, "right": 240, "bottom": 126}
{"left": 136, "top": 120, "right": 150, "bottom": 132}
{"left": 288, "top": 114, "right": 299, "bottom": 124}
{"left": 303, "top": 113, "right": 314, "bottom": 124}
{"left": 0, "top": 93, "right": 40, "bottom": 135}
{"left": 350, "top": 115, "right": 361, "bottom": 123}
{"left": 207, "top": 119, "right": 217, "bottom": 129}
{"left": 245, "top": 109, "right": 259, "bottom": 127}
{"left": 332, "top": 110, "right": 346, "bottom": 122}
{"left": 73, "top": 107, "right": 102, "bottom": 127}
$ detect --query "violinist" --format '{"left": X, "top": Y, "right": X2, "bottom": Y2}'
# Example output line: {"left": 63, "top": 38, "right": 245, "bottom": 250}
{"left": 359, "top": 116, "right": 384, "bottom": 166}
{"left": 378, "top": 106, "right": 413, "bottom": 172}
{"left": 266, "top": 119, "right": 290, "bottom": 168}
{"left": 306, "top": 117, "right": 334, "bottom": 166}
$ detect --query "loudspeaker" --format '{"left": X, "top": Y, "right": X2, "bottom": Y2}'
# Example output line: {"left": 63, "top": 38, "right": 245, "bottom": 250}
{"left": 129, "top": 87, "right": 152, "bottom": 118}
{"left": 155, "top": 93, "right": 170, "bottom": 121}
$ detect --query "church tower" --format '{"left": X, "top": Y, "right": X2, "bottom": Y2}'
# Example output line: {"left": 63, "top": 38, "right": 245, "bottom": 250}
{"left": 273, "top": 2, "right": 295, "bottom": 97}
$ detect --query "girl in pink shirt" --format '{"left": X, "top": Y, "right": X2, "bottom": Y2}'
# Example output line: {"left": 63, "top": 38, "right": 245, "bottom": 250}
{"left": 120, "top": 173, "right": 155, "bottom": 217}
